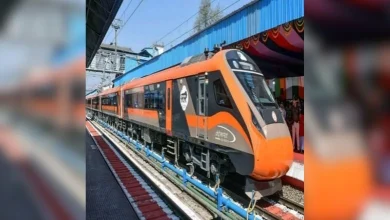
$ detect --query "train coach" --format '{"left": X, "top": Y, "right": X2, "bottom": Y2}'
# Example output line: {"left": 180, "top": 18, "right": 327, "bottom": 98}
{"left": 87, "top": 49, "right": 293, "bottom": 198}
{"left": 19, "top": 56, "right": 85, "bottom": 134}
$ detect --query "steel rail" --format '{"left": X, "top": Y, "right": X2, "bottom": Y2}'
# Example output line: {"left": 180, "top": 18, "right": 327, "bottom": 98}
{"left": 278, "top": 197, "right": 304, "bottom": 215}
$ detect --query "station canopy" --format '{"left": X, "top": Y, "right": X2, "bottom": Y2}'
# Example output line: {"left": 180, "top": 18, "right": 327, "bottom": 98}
{"left": 225, "top": 18, "right": 304, "bottom": 79}
{"left": 86, "top": 0, "right": 123, "bottom": 67}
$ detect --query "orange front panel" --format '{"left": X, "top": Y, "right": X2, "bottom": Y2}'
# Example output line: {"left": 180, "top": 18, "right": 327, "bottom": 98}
{"left": 186, "top": 115, "right": 197, "bottom": 127}
{"left": 250, "top": 122, "right": 293, "bottom": 180}
{"left": 166, "top": 80, "right": 172, "bottom": 134}
{"left": 186, "top": 112, "right": 251, "bottom": 146}
{"left": 197, "top": 116, "right": 206, "bottom": 129}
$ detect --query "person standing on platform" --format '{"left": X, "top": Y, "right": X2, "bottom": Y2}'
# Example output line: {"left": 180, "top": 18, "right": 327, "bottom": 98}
{"left": 291, "top": 96, "right": 300, "bottom": 152}
{"left": 285, "top": 102, "right": 293, "bottom": 136}
{"left": 299, "top": 108, "right": 304, "bottom": 153}
{"left": 280, "top": 102, "right": 286, "bottom": 119}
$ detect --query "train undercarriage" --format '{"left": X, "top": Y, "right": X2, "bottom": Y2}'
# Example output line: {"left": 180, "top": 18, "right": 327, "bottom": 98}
{"left": 88, "top": 109, "right": 282, "bottom": 199}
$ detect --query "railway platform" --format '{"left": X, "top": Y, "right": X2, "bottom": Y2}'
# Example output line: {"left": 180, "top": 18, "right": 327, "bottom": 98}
{"left": 283, "top": 152, "right": 304, "bottom": 190}
{"left": 86, "top": 122, "right": 178, "bottom": 220}
{"left": 86, "top": 130, "right": 139, "bottom": 219}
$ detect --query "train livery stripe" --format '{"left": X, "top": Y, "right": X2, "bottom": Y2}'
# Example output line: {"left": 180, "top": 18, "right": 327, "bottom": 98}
{"left": 125, "top": 108, "right": 159, "bottom": 119}
{"left": 101, "top": 106, "right": 118, "bottom": 115}
{"left": 185, "top": 111, "right": 251, "bottom": 148}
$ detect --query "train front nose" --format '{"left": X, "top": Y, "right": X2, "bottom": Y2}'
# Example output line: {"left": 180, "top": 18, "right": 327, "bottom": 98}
{"left": 251, "top": 135, "right": 294, "bottom": 180}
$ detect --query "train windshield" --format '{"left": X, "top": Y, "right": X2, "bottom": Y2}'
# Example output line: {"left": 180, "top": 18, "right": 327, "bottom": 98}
{"left": 234, "top": 71, "right": 277, "bottom": 108}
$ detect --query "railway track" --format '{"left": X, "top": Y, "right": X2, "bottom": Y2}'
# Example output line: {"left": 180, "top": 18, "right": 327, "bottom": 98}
{"left": 89, "top": 118, "right": 304, "bottom": 220}
{"left": 222, "top": 187, "right": 304, "bottom": 220}
{"left": 88, "top": 120, "right": 222, "bottom": 220}
{"left": 258, "top": 197, "right": 303, "bottom": 220}
{"left": 277, "top": 197, "right": 304, "bottom": 215}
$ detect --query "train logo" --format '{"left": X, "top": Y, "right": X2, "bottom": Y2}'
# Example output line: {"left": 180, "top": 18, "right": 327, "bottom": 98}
{"left": 180, "top": 86, "right": 188, "bottom": 111}
{"left": 272, "top": 111, "right": 277, "bottom": 122}
{"left": 215, "top": 125, "right": 236, "bottom": 143}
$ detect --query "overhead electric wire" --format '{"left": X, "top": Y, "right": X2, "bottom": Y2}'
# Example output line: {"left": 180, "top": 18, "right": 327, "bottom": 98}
{"left": 115, "top": 0, "right": 145, "bottom": 39}
{"left": 119, "top": 0, "right": 134, "bottom": 20}
{"left": 106, "top": 0, "right": 134, "bottom": 41}
{"left": 165, "top": 0, "right": 241, "bottom": 48}
{"left": 154, "top": 0, "right": 219, "bottom": 44}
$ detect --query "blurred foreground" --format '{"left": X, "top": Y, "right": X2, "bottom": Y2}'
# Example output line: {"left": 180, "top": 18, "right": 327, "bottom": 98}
{"left": 305, "top": 0, "right": 390, "bottom": 219}
{"left": 0, "top": 0, "right": 85, "bottom": 219}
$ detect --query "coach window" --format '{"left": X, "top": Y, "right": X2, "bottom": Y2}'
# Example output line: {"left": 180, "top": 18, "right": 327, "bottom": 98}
{"left": 151, "top": 92, "right": 156, "bottom": 109}
{"left": 158, "top": 91, "right": 165, "bottom": 109}
{"left": 134, "top": 93, "right": 138, "bottom": 108}
{"left": 111, "top": 94, "right": 117, "bottom": 105}
{"left": 131, "top": 93, "right": 137, "bottom": 108}
{"left": 145, "top": 91, "right": 155, "bottom": 109}
{"left": 154, "top": 91, "right": 159, "bottom": 109}
{"left": 214, "top": 79, "right": 232, "bottom": 108}
{"left": 102, "top": 97, "right": 108, "bottom": 105}
{"left": 125, "top": 93, "right": 132, "bottom": 107}
{"left": 111, "top": 96, "right": 115, "bottom": 105}
{"left": 92, "top": 97, "right": 98, "bottom": 107}
{"left": 138, "top": 92, "right": 144, "bottom": 108}
{"left": 144, "top": 91, "right": 150, "bottom": 108}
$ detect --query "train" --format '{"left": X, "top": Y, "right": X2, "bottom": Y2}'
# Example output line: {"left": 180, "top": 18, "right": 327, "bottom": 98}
{"left": 86, "top": 49, "right": 294, "bottom": 198}
{"left": 16, "top": 56, "right": 85, "bottom": 135}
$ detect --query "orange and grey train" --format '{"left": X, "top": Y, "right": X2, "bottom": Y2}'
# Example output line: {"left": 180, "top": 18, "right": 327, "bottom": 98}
{"left": 87, "top": 49, "right": 293, "bottom": 198}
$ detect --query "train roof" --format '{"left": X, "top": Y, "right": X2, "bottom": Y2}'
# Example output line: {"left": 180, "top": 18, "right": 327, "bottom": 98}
{"left": 87, "top": 49, "right": 241, "bottom": 98}
{"left": 121, "top": 49, "right": 229, "bottom": 91}
{"left": 99, "top": 86, "right": 121, "bottom": 96}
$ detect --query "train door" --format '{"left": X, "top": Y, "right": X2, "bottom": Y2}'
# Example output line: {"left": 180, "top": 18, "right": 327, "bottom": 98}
{"left": 197, "top": 75, "right": 207, "bottom": 139}
{"left": 99, "top": 96, "right": 101, "bottom": 111}
{"left": 166, "top": 80, "right": 172, "bottom": 135}
{"left": 156, "top": 83, "right": 166, "bottom": 129}
{"left": 120, "top": 90, "right": 124, "bottom": 118}
{"left": 114, "top": 92, "right": 119, "bottom": 115}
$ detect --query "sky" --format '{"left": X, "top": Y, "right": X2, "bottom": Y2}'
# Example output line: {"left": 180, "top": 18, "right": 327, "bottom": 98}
{"left": 102, "top": 0, "right": 254, "bottom": 53}
{"left": 87, "top": 0, "right": 254, "bottom": 92}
